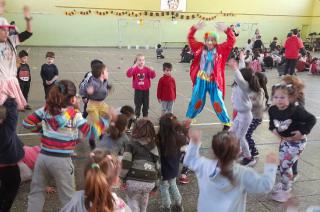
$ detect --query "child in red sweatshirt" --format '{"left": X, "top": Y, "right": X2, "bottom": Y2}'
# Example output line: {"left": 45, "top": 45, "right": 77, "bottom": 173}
{"left": 127, "top": 54, "right": 156, "bottom": 118}
{"left": 157, "top": 62, "right": 176, "bottom": 115}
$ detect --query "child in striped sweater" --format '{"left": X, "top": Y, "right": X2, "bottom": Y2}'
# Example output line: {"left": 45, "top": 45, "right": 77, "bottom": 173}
{"left": 23, "top": 80, "right": 111, "bottom": 212}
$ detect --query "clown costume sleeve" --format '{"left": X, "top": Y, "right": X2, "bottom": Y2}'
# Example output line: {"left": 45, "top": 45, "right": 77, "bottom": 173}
{"left": 0, "top": 17, "right": 32, "bottom": 109}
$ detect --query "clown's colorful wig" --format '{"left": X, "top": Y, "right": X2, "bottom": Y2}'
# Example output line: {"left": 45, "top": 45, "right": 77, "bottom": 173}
{"left": 204, "top": 31, "right": 219, "bottom": 42}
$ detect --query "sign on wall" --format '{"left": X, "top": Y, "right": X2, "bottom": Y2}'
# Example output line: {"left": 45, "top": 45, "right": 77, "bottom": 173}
{"left": 160, "top": 0, "right": 187, "bottom": 12}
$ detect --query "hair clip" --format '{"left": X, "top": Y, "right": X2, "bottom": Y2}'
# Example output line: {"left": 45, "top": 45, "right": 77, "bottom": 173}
{"left": 91, "top": 163, "right": 100, "bottom": 169}
{"left": 55, "top": 81, "right": 66, "bottom": 94}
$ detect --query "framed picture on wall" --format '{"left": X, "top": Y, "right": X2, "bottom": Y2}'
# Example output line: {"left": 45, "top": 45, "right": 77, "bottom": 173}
{"left": 160, "top": 0, "right": 187, "bottom": 12}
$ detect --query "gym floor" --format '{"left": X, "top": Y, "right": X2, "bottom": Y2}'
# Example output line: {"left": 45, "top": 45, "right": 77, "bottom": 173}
{"left": 12, "top": 47, "right": 320, "bottom": 211}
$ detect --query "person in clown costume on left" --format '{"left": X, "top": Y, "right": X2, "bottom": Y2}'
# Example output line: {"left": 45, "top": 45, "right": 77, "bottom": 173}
{"left": 185, "top": 21, "right": 236, "bottom": 130}
{"left": 0, "top": 2, "right": 33, "bottom": 110}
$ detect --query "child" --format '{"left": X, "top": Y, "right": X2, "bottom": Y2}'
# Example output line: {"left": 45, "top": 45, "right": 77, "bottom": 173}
{"left": 157, "top": 113, "right": 186, "bottom": 211}
{"left": 119, "top": 105, "right": 135, "bottom": 133}
{"left": 61, "top": 148, "right": 131, "bottom": 212}
{"left": 121, "top": 119, "right": 160, "bottom": 212}
{"left": 17, "top": 50, "right": 32, "bottom": 110}
{"left": 157, "top": 62, "right": 176, "bottom": 115}
{"left": 250, "top": 49, "right": 263, "bottom": 72}
{"left": 126, "top": 54, "right": 156, "bottom": 118}
{"left": 310, "top": 58, "right": 319, "bottom": 75}
{"left": 229, "top": 59, "right": 261, "bottom": 166}
{"left": 0, "top": 98, "right": 25, "bottom": 212}
{"left": 40, "top": 51, "right": 59, "bottom": 99}
{"left": 180, "top": 45, "right": 192, "bottom": 63}
{"left": 281, "top": 76, "right": 305, "bottom": 182}
{"left": 99, "top": 114, "right": 129, "bottom": 156}
{"left": 79, "top": 62, "right": 110, "bottom": 150}
{"left": 0, "top": 6, "right": 33, "bottom": 110}
{"left": 269, "top": 84, "right": 316, "bottom": 202}
{"left": 184, "top": 129, "right": 277, "bottom": 212}
{"left": 23, "top": 80, "right": 110, "bottom": 212}
{"left": 156, "top": 44, "right": 165, "bottom": 59}
{"left": 245, "top": 72, "right": 267, "bottom": 158}
{"left": 79, "top": 59, "right": 104, "bottom": 118}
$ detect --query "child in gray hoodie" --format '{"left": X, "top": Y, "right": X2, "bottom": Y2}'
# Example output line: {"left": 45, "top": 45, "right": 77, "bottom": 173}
{"left": 229, "top": 58, "right": 261, "bottom": 166}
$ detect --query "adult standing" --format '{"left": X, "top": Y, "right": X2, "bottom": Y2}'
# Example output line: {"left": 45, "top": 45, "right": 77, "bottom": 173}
{"left": 0, "top": 5, "right": 33, "bottom": 110}
{"left": 283, "top": 29, "right": 305, "bottom": 75}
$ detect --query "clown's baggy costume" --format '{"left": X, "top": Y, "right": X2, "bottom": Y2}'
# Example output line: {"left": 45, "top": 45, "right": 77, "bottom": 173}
{"left": 186, "top": 25, "right": 236, "bottom": 126}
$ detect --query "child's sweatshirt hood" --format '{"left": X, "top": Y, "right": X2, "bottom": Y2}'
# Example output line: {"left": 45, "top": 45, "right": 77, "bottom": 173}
{"left": 208, "top": 162, "right": 236, "bottom": 192}
{"left": 43, "top": 107, "right": 77, "bottom": 131}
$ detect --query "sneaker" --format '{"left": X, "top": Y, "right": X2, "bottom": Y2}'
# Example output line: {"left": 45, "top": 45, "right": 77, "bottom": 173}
{"left": 179, "top": 176, "right": 190, "bottom": 184}
{"left": 272, "top": 183, "right": 283, "bottom": 194}
{"left": 272, "top": 183, "right": 292, "bottom": 194}
{"left": 240, "top": 157, "right": 257, "bottom": 166}
{"left": 271, "top": 189, "right": 292, "bottom": 203}
{"left": 160, "top": 206, "right": 171, "bottom": 212}
{"left": 173, "top": 204, "right": 184, "bottom": 212}
{"left": 293, "top": 174, "right": 299, "bottom": 183}
{"left": 25, "top": 104, "right": 32, "bottom": 110}
{"left": 251, "top": 150, "right": 259, "bottom": 158}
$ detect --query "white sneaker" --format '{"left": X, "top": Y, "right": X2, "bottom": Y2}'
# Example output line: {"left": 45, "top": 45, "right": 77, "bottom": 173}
{"left": 293, "top": 174, "right": 299, "bottom": 183}
{"left": 271, "top": 189, "right": 292, "bottom": 203}
{"left": 272, "top": 183, "right": 283, "bottom": 194}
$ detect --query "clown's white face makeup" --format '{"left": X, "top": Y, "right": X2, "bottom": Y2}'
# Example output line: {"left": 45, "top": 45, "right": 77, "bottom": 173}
{"left": 205, "top": 37, "right": 217, "bottom": 50}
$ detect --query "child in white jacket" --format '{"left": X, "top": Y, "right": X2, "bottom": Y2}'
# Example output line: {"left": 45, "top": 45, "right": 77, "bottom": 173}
{"left": 184, "top": 129, "right": 277, "bottom": 212}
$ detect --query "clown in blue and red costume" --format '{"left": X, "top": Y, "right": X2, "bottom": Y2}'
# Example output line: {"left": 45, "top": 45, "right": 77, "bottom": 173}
{"left": 186, "top": 22, "right": 236, "bottom": 129}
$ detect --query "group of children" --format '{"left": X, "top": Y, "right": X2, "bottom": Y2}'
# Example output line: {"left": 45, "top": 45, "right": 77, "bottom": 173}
{"left": 0, "top": 4, "right": 318, "bottom": 211}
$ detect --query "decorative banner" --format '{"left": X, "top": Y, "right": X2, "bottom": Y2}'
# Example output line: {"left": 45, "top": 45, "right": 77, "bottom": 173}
{"left": 161, "top": 0, "right": 187, "bottom": 12}
{"left": 64, "top": 8, "right": 234, "bottom": 21}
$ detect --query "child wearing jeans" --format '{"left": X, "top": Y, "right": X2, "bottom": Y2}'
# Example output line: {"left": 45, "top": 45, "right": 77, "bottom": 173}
{"left": 127, "top": 54, "right": 156, "bottom": 118}
{"left": 157, "top": 62, "right": 176, "bottom": 115}
{"left": 79, "top": 62, "right": 110, "bottom": 150}
{"left": 184, "top": 129, "right": 277, "bottom": 212}
{"left": 121, "top": 119, "right": 160, "bottom": 212}
{"left": 61, "top": 148, "right": 131, "bottom": 212}
{"left": 23, "top": 80, "right": 110, "bottom": 212}
{"left": 229, "top": 59, "right": 261, "bottom": 166}
{"left": 40, "top": 52, "right": 59, "bottom": 99}
{"left": 269, "top": 84, "right": 316, "bottom": 202}
{"left": 157, "top": 113, "right": 186, "bottom": 212}
{"left": 0, "top": 98, "right": 25, "bottom": 212}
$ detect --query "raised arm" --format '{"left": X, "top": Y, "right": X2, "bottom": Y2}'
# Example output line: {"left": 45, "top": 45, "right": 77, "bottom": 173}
{"left": 218, "top": 27, "right": 236, "bottom": 57}
{"left": 188, "top": 21, "right": 205, "bottom": 53}
{"left": 183, "top": 130, "right": 207, "bottom": 173}
{"left": 3, "top": 98, "right": 19, "bottom": 133}
{"left": 242, "top": 153, "right": 277, "bottom": 193}
{"left": 23, "top": 107, "right": 44, "bottom": 132}
{"left": 18, "top": 6, "right": 32, "bottom": 42}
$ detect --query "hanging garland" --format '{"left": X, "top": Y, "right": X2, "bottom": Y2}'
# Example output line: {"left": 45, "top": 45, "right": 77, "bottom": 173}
{"left": 64, "top": 8, "right": 235, "bottom": 21}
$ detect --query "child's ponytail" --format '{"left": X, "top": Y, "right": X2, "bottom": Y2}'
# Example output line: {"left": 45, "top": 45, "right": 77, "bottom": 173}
{"left": 239, "top": 68, "right": 261, "bottom": 93}
{"left": 108, "top": 114, "right": 128, "bottom": 140}
{"left": 84, "top": 149, "right": 121, "bottom": 212}
{"left": 211, "top": 131, "right": 239, "bottom": 185}
{"left": 85, "top": 166, "right": 113, "bottom": 212}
